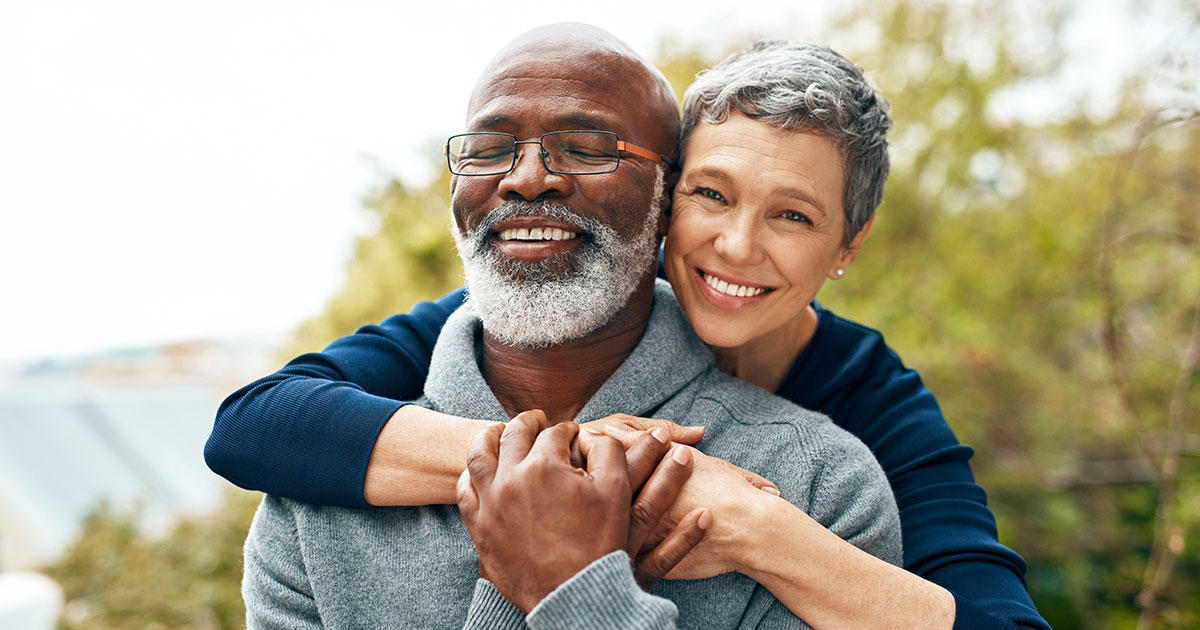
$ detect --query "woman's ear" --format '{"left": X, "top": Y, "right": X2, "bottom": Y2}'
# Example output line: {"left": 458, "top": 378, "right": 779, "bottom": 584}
{"left": 830, "top": 215, "right": 875, "bottom": 278}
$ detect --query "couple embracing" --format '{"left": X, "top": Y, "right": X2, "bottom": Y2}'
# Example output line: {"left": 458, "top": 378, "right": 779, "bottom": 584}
{"left": 207, "top": 22, "right": 1048, "bottom": 630}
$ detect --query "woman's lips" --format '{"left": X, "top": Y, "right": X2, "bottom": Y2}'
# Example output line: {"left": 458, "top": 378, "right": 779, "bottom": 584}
{"left": 693, "top": 268, "right": 774, "bottom": 305}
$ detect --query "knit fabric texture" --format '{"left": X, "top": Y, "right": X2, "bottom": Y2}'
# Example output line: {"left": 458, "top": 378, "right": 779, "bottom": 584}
{"left": 242, "top": 281, "right": 900, "bottom": 629}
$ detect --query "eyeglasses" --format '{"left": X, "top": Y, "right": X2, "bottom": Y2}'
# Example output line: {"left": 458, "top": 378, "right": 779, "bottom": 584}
{"left": 445, "top": 130, "right": 676, "bottom": 176}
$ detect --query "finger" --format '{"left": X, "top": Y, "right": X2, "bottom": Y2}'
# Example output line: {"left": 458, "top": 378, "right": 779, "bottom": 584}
{"left": 578, "top": 424, "right": 635, "bottom": 456}
{"left": 666, "top": 424, "right": 706, "bottom": 445}
{"left": 529, "top": 421, "right": 580, "bottom": 465}
{"left": 455, "top": 468, "right": 479, "bottom": 522}
{"left": 726, "top": 460, "right": 779, "bottom": 494}
{"left": 627, "top": 445, "right": 694, "bottom": 552}
{"left": 599, "top": 420, "right": 705, "bottom": 448}
{"left": 465, "top": 421, "right": 505, "bottom": 493}
{"left": 585, "top": 434, "right": 630, "bottom": 493}
{"left": 623, "top": 428, "right": 671, "bottom": 493}
{"left": 497, "top": 409, "right": 545, "bottom": 470}
{"left": 616, "top": 415, "right": 707, "bottom": 446}
{"left": 599, "top": 424, "right": 642, "bottom": 449}
{"left": 634, "top": 508, "right": 711, "bottom": 591}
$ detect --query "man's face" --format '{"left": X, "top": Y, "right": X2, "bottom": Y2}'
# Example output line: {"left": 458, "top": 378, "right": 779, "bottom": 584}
{"left": 450, "top": 48, "right": 673, "bottom": 347}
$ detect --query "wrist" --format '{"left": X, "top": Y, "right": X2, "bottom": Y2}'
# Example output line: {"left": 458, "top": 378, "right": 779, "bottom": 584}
{"left": 719, "top": 488, "right": 788, "bottom": 575}
{"left": 364, "top": 406, "right": 494, "bottom": 506}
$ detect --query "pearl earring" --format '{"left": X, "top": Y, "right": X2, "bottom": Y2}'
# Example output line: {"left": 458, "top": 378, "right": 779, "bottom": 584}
{"left": 834, "top": 268, "right": 845, "bottom": 278}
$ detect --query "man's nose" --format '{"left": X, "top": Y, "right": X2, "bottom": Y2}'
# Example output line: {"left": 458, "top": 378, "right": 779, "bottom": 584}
{"left": 496, "top": 143, "right": 575, "bottom": 201}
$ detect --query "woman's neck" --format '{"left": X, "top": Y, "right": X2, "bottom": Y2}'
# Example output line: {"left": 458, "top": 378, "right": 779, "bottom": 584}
{"left": 710, "top": 305, "right": 819, "bottom": 393}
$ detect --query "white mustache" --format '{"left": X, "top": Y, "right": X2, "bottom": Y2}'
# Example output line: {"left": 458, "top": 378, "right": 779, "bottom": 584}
{"left": 462, "top": 201, "right": 601, "bottom": 254}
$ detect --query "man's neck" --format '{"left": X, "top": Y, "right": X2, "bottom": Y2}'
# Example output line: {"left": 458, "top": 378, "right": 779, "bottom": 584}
{"left": 480, "top": 281, "right": 656, "bottom": 425}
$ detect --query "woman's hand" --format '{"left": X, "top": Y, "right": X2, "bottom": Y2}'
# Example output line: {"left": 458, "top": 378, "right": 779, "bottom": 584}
{"left": 659, "top": 446, "right": 781, "bottom": 579}
{"left": 588, "top": 422, "right": 777, "bottom": 492}
{"left": 456, "top": 410, "right": 711, "bottom": 610}
{"left": 593, "top": 425, "right": 782, "bottom": 580}
{"left": 585, "top": 413, "right": 708, "bottom": 447}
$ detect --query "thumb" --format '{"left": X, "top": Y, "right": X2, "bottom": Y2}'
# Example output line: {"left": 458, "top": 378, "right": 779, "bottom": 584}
{"left": 455, "top": 468, "right": 480, "bottom": 521}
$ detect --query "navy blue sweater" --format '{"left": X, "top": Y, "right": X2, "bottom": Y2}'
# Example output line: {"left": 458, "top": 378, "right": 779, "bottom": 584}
{"left": 207, "top": 289, "right": 1049, "bottom": 630}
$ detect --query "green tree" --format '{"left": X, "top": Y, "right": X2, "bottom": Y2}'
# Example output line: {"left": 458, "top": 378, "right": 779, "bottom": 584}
{"left": 43, "top": 490, "right": 260, "bottom": 630}
{"left": 44, "top": 2, "right": 1199, "bottom": 628}
{"left": 285, "top": 170, "right": 462, "bottom": 357}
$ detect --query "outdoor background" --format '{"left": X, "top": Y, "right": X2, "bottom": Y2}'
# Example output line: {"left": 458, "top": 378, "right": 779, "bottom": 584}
{"left": 1, "top": 0, "right": 1197, "bottom": 628}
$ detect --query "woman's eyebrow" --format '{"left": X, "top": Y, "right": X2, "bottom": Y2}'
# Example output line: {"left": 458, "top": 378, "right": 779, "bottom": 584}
{"left": 686, "top": 165, "right": 830, "bottom": 214}
{"left": 683, "top": 165, "right": 733, "bottom": 183}
{"left": 773, "top": 186, "right": 828, "bottom": 214}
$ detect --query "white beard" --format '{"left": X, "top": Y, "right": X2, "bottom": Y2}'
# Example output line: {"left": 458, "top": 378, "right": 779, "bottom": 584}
{"left": 453, "top": 166, "right": 665, "bottom": 348}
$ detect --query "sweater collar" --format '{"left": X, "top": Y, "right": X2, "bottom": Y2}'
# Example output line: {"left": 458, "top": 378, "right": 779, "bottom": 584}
{"left": 424, "top": 279, "right": 714, "bottom": 423}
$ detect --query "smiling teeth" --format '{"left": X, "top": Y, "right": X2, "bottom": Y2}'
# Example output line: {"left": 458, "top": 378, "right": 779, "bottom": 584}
{"left": 498, "top": 228, "right": 578, "bottom": 241}
{"left": 703, "top": 272, "right": 767, "bottom": 297}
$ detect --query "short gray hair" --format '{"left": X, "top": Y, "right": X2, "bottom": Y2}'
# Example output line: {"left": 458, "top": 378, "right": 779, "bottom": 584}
{"left": 681, "top": 40, "right": 891, "bottom": 244}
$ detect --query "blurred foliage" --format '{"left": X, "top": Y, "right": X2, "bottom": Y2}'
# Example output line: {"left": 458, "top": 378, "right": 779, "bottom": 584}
{"left": 45, "top": 0, "right": 1199, "bottom": 628}
{"left": 42, "top": 490, "right": 260, "bottom": 630}
{"left": 284, "top": 169, "right": 462, "bottom": 357}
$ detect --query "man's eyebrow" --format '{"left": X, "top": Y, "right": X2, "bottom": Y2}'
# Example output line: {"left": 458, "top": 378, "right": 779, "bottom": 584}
{"left": 469, "top": 113, "right": 619, "bottom": 134}
{"left": 471, "top": 115, "right": 512, "bottom": 130}
{"left": 553, "top": 115, "right": 611, "bottom": 131}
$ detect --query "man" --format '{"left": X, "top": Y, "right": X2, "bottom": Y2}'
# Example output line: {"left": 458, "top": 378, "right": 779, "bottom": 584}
{"left": 242, "top": 24, "right": 899, "bottom": 629}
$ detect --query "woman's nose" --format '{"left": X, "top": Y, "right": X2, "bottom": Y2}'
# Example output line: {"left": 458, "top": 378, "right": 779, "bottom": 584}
{"left": 713, "top": 214, "right": 761, "bottom": 265}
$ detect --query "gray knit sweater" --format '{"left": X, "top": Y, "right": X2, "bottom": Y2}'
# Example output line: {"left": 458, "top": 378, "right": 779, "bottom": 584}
{"left": 243, "top": 280, "right": 901, "bottom": 629}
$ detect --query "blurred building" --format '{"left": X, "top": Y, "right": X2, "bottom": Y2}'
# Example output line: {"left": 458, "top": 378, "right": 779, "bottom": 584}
{"left": 0, "top": 335, "right": 279, "bottom": 571}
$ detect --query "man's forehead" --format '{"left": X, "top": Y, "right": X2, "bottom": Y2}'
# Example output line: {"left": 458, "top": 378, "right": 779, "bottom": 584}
{"left": 468, "top": 50, "right": 646, "bottom": 111}
{"left": 466, "top": 73, "right": 632, "bottom": 127}
{"left": 467, "top": 107, "right": 623, "bottom": 133}
{"left": 463, "top": 23, "right": 681, "bottom": 155}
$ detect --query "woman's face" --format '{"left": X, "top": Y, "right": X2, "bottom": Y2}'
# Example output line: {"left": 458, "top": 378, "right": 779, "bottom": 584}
{"left": 665, "top": 112, "right": 871, "bottom": 349}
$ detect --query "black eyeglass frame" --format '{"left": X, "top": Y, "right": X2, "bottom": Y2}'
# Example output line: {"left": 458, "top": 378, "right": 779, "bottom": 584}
{"left": 444, "top": 130, "right": 678, "bottom": 176}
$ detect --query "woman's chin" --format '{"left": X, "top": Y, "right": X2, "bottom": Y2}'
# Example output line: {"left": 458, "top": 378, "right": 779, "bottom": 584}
{"left": 691, "top": 322, "right": 753, "bottom": 350}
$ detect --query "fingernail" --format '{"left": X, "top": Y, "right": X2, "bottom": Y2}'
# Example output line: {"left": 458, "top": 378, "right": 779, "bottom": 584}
{"left": 697, "top": 509, "right": 712, "bottom": 531}
{"left": 651, "top": 427, "right": 669, "bottom": 444}
{"left": 672, "top": 445, "right": 692, "bottom": 465}
{"left": 583, "top": 425, "right": 603, "bottom": 435}
{"left": 761, "top": 486, "right": 780, "bottom": 496}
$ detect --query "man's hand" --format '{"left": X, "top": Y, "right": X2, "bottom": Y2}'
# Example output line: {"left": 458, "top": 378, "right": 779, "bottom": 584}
{"left": 578, "top": 423, "right": 712, "bottom": 590}
{"left": 595, "top": 423, "right": 778, "bottom": 494}
{"left": 456, "top": 409, "right": 709, "bottom": 612}
{"left": 593, "top": 424, "right": 781, "bottom": 580}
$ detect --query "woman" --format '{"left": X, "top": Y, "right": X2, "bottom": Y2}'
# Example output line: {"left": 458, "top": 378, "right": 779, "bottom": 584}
{"left": 207, "top": 40, "right": 1048, "bottom": 629}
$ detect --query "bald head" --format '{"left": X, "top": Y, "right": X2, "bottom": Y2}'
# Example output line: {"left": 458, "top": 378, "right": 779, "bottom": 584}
{"left": 466, "top": 23, "right": 680, "bottom": 161}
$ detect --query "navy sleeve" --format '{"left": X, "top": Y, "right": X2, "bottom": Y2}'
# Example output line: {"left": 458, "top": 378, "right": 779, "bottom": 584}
{"left": 204, "top": 288, "right": 467, "bottom": 508}
{"left": 779, "top": 309, "right": 1050, "bottom": 630}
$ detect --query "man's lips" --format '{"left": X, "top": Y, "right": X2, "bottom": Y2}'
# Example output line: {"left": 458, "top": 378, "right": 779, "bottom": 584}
{"left": 496, "top": 227, "right": 577, "bottom": 241}
{"left": 489, "top": 216, "right": 584, "bottom": 260}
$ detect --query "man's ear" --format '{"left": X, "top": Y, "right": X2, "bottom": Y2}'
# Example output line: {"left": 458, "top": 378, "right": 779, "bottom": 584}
{"left": 658, "top": 169, "right": 680, "bottom": 238}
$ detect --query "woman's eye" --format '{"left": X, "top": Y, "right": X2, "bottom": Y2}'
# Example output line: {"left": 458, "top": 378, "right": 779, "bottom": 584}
{"left": 782, "top": 210, "right": 812, "bottom": 224}
{"left": 697, "top": 188, "right": 725, "bottom": 202}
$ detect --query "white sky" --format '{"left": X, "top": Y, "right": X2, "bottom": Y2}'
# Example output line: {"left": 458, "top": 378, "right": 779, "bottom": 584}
{"left": 0, "top": 1, "right": 1190, "bottom": 365}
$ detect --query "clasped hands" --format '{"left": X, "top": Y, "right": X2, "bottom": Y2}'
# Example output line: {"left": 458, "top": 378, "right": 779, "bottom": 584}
{"left": 455, "top": 410, "right": 779, "bottom": 613}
